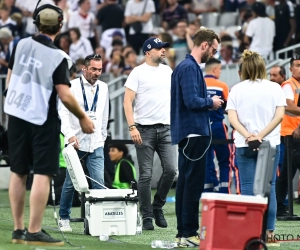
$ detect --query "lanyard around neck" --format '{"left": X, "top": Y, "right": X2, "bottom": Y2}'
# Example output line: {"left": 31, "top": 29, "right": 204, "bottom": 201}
{"left": 80, "top": 77, "right": 99, "bottom": 112}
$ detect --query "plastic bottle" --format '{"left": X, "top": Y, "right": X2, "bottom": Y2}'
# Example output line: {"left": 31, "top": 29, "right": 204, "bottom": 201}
{"left": 99, "top": 234, "right": 109, "bottom": 241}
{"left": 136, "top": 212, "right": 142, "bottom": 235}
{"left": 151, "top": 240, "right": 177, "bottom": 249}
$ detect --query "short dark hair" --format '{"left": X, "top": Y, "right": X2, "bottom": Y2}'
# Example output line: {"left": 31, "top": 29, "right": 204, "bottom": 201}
{"left": 112, "top": 39, "right": 123, "bottom": 47}
{"left": 37, "top": 24, "right": 61, "bottom": 35}
{"left": 109, "top": 144, "right": 128, "bottom": 157}
{"left": 290, "top": 55, "right": 300, "bottom": 66}
{"left": 84, "top": 54, "right": 102, "bottom": 67}
{"left": 272, "top": 65, "right": 286, "bottom": 77}
{"left": 205, "top": 57, "right": 221, "bottom": 68}
{"left": 69, "top": 27, "right": 81, "bottom": 39}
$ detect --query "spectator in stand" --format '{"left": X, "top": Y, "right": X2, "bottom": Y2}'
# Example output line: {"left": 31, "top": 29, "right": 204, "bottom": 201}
{"left": 159, "top": 32, "right": 175, "bottom": 69}
{"left": 265, "top": 0, "right": 276, "bottom": 19}
{"left": 68, "top": 0, "right": 99, "bottom": 49}
{"left": 220, "top": 44, "right": 235, "bottom": 65}
{"left": 190, "top": 0, "right": 219, "bottom": 15}
{"left": 53, "top": 0, "right": 73, "bottom": 33}
{"left": 0, "top": 27, "right": 19, "bottom": 74}
{"left": 75, "top": 58, "right": 85, "bottom": 74}
{"left": 105, "top": 31, "right": 126, "bottom": 60}
{"left": 95, "top": 46, "right": 109, "bottom": 73}
{"left": 124, "top": 0, "right": 156, "bottom": 55}
{"left": 244, "top": 2, "right": 275, "bottom": 58}
{"left": 236, "top": 7, "right": 253, "bottom": 53}
{"left": 0, "top": 3, "right": 18, "bottom": 37}
{"left": 4, "top": 0, "right": 22, "bottom": 15}
{"left": 162, "top": 0, "right": 187, "bottom": 31}
{"left": 15, "top": 0, "right": 54, "bottom": 37}
{"left": 97, "top": 0, "right": 125, "bottom": 52}
{"left": 177, "top": 0, "right": 191, "bottom": 11}
{"left": 185, "top": 20, "right": 201, "bottom": 51}
{"left": 222, "top": 0, "right": 247, "bottom": 12}
{"left": 69, "top": 27, "right": 94, "bottom": 62}
{"left": 57, "top": 33, "right": 71, "bottom": 55}
{"left": 122, "top": 45, "right": 135, "bottom": 59}
{"left": 167, "top": 19, "right": 179, "bottom": 41}
{"left": 173, "top": 19, "right": 188, "bottom": 49}
{"left": 274, "top": 0, "right": 296, "bottom": 53}
{"left": 122, "top": 50, "right": 137, "bottom": 75}
{"left": 106, "top": 48, "right": 123, "bottom": 76}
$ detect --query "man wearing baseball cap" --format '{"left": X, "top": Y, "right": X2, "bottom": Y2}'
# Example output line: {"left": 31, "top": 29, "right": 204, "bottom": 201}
{"left": 5, "top": 4, "right": 94, "bottom": 246}
{"left": 123, "top": 37, "right": 177, "bottom": 230}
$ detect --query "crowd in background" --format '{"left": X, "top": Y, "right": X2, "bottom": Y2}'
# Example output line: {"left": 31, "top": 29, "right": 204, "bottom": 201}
{"left": 0, "top": 0, "right": 299, "bottom": 78}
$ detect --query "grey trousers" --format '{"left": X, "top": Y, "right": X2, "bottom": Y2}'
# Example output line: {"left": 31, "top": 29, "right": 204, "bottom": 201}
{"left": 135, "top": 124, "right": 177, "bottom": 219}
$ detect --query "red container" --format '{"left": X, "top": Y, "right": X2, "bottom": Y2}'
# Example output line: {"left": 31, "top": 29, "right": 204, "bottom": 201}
{"left": 200, "top": 193, "right": 268, "bottom": 250}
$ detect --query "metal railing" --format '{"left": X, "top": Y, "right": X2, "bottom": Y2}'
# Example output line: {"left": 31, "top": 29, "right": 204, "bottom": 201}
{"left": 275, "top": 43, "right": 300, "bottom": 60}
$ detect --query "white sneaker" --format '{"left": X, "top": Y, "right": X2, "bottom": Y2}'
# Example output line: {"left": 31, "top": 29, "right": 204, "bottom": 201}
{"left": 58, "top": 219, "right": 72, "bottom": 232}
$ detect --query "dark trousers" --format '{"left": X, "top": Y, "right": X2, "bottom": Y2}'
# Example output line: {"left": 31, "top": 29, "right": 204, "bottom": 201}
{"left": 204, "top": 122, "right": 231, "bottom": 193}
{"left": 128, "top": 33, "right": 150, "bottom": 55}
{"left": 176, "top": 136, "right": 210, "bottom": 237}
{"left": 276, "top": 136, "right": 300, "bottom": 212}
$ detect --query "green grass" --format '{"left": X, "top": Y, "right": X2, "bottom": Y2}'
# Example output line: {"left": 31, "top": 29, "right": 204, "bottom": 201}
{"left": 1, "top": 189, "right": 300, "bottom": 249}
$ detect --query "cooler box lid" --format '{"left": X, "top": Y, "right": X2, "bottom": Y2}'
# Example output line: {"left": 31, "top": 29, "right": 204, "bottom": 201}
{"left": 201, "top": 193, "right": 268, "bottom": 204}
{"left": 62, "top": 144, "right": 90, "bottom": 193}
{"left": 88, "top": 189, "right": 137, "bottom": 198}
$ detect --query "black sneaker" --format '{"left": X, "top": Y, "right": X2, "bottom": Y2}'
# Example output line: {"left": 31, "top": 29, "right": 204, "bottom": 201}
{"left": 25, "top": 229, "right": 64, "bottom": 246}
{"left": 153, "top": 209, "right": 167, "bottom": 228}
{"left": 142, "top": 218, "right": 154, "bottom": 230}
{"left": 12, "top": 228, "right": 27, "bottom": 244}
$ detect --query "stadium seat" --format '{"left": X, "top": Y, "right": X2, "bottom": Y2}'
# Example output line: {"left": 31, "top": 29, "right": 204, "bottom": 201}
{"left": 225, "top": 25, "right": 241, "bottom": 39}
{"left": 201, "top": 12, "right": 219, "bottom": 28}
{"left": 218, "top": 12, "right": 238, "bottom": 27}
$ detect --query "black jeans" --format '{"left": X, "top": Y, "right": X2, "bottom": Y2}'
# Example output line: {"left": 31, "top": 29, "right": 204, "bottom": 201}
{"left": 176, "top": 136, "right": 210, "bottom": 237}
{"left": 276, "top": 136, "right": 300, "bottom": 211}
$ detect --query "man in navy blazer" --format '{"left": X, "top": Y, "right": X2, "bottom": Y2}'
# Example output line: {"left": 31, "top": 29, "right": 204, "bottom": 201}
{"left": 170, "top": 27, "right": 223, "bottom": 248}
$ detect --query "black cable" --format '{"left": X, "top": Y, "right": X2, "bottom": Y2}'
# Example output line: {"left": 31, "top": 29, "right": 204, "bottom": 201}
{"left": 51, "top": 179, "right": 85, "bottom": 249}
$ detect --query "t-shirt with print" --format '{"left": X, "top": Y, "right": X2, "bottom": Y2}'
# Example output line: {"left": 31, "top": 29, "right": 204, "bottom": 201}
{"left": 124, "top": 0, "right": 156, "bottom": 35}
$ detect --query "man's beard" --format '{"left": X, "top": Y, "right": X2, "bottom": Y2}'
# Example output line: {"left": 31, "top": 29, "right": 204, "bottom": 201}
{"left": 153, "top": 56, "right": 164, "bottom": 64}
{"left": 201, "top": 49, "right": 210, "bottom": 63}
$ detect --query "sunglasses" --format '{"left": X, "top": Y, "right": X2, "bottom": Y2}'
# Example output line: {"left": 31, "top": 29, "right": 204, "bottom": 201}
{"left": 85, "top": 54, "right": 102, "bottom": 61}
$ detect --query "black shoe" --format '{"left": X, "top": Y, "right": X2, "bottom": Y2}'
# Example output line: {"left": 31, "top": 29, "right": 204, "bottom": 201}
{"left": 142, "top": 218, "right": 154, "bottom": 230}
{"left": 25, "top": 229, "right": 64, "bottom": 246}
{"left": 12, "top": 228, "right": 27, "bottom": 244}
{"left": 153, "top": 209, "right": 167, "bottom": 228}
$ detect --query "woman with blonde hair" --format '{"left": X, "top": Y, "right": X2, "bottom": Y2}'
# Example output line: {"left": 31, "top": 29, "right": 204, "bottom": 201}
{"left": 226, "top": 50, "right": 286, "bottom": 240}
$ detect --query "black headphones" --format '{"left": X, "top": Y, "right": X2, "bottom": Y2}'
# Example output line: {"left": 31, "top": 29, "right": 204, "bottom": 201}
{"left": 33, "top": 3, "right": 64, "bottom": 26}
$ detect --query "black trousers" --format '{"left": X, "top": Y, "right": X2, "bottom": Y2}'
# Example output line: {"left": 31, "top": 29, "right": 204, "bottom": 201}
{"left": 276, "top": 136, "right": 300, "bottom": 211}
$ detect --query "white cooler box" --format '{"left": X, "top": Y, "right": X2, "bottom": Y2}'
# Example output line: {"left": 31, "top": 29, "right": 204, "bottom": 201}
{"left": 62, "top": 144, "right": 138, "bottom": 237}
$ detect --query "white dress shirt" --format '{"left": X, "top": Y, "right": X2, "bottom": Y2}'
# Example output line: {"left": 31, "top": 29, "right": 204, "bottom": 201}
{"left": 59, "top": 75, "right": 109, "bottom": 152}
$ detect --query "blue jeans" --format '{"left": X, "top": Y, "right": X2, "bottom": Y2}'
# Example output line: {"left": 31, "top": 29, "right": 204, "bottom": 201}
{"left": 176, "top": 136, "right": 210, "bottom": 237}
{"left": 236, "top": 145, "right": 280, "bottom": 231}
{"left": 59, "top": 147, "right": 105, "bottom": 220}
{"left": 135, "top": 125, "right": 176, "bottom": 218}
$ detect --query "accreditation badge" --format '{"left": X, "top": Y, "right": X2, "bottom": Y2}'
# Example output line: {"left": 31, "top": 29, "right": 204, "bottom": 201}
{"left": 87, "top": 111, "right": 97, "bottom": 121}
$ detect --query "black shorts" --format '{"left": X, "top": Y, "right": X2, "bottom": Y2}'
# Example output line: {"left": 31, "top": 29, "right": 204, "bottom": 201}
{"left": 8, "top": 115, "right": 61, "bottom": 176}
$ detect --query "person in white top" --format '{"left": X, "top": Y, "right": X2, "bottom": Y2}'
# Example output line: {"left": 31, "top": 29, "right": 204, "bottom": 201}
{"left": 69, "top": 27, "right": 94, "bottom": 62}
{"left": 123, "top": 37, "right": 177, "bottom": 230}
{"left": 58, "top": 54, "right": 109, "bottom": 232}
{"left": 226, "top": 50, "right": 286, "bottom": 240}
{"left": 245, "top": 2, "right": 275, "bottom": 58}
{"left": 68, "top": 0, "right": 98, "bottom": 49}
{"left": 124, "top": 0, "right": 155, "bottom": 54}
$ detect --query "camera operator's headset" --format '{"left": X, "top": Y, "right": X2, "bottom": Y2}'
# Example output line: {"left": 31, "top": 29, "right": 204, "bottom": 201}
{"left": 32, "top": 0, "right": 64, "bottom": 26}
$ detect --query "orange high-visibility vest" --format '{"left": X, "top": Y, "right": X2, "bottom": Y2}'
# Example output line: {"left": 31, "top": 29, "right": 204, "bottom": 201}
{"left": 281, "top": 77, "right": 300, "bottom": 136}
